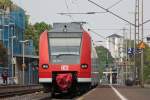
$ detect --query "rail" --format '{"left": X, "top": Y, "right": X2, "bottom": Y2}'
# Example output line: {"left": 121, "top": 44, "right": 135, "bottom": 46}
{"left": 0, "top": 85, "right": 43, "bottom": 98}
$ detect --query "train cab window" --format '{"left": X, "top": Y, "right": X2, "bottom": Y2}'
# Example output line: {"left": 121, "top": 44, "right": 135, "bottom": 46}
{"left": 49, "top": 37, "right": 81, "bottom": 64}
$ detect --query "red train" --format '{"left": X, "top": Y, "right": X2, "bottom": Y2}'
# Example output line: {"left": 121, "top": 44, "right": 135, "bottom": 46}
{"left": 39, "top": 22, "right": 99, "bottom": 96}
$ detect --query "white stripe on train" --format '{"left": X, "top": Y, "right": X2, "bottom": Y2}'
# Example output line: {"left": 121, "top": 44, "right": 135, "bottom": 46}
{"left": 78, "top": 78, "right": 91, "bottom": 82}
{"left": 39, "top": 78, "right": 52, "bottom": 83}
{"left": 39, "top": 78, "right": 92, "bottom": 83}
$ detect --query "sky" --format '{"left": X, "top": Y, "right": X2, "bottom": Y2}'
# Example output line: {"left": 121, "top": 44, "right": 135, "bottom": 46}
{"left": 11, "top": 0, "right": 150, "bottom": 45}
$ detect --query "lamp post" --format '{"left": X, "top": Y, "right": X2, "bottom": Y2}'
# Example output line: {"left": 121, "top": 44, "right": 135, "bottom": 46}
{"left": 141, "top": 0, "right": 144, "bottom": 88}
{"left": 19, "top": 40, "right": 29, "bottom": 85}
{"left": 9, "top": 36, "right": 16, "bottom": 80}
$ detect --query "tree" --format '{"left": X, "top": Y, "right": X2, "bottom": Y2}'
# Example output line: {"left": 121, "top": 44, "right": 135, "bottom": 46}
{"left": 25, "top": 24, "right": 35, "bottom": 39}
{"left": 33, "top": 22, "right": 52, "bottom": 54}
{"left": 24, "top": 19, "right": 52, "bottom": 55}
{"left": 0, "top": 42, "right": 8, "bottom": 67}
{"left": 96, "top": 46, "right": 114, "bottom": 66}
{"left": 34, "top": 22, "right": 51, "bottom": 36}
{"left": 24, "top": 15, "right": 35, "bottom": 40}
{"left": 143, "top": 43, "right": 150, "bottom": 83}
{"left": 0, "top": 0, "right": 12, "bottom": 10}
{"left": 0, "top": 0, "right": 22, "bottom": 13}
{"left": 96, "top": 46, "right": 114, "bottom": 78}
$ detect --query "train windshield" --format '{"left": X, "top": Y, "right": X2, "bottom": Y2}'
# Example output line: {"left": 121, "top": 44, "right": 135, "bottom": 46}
{"left": 49, "top": 38, "right": 81, "bottom": 64}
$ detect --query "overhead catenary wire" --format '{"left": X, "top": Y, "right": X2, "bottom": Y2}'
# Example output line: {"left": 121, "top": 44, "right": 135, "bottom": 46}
{"left": 88, "top": 0, "right": 135, "bottom": 26}
{"left": 88, "top": 29, "right": 122, "bottom": 46}
{"left": 86, "top": 25, "right": 130, "bottom": 47}
{"left": 88, "top": 28, "right": 129, "bottom": 31}
{"left": 84, "top": 22, "right": 127, "bottom": 39}
{"left": 58, "top": 11, "right": 107, "bottom": 15}
{"left": 64, "top": 0, "right": 76, "bottom": 21}
{"left": 140, "top": 19, "right": 150, "bottom": 26}
{"left": 69, "top": 0, "right": 85, "bottom": 22}
{"left": 69, "top": 0, "right": 150, "bottom": 26}
{"left": 88, "top": 28, "right": 106, "bottom": 40}
{"left": 107, "top": 0, "right": 124, "bottom": 10}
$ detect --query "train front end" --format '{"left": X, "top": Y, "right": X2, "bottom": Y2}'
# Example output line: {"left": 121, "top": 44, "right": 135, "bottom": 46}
{"left": 39, "top": 23, "right": 92, "bottom": 95}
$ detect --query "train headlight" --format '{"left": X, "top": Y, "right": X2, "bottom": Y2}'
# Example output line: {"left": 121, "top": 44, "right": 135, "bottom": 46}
{"left": 42, "top": 64, "right": 49, "bottom": 69}
{"left": 81, "top": 64, "right": 88, "bottom": 69}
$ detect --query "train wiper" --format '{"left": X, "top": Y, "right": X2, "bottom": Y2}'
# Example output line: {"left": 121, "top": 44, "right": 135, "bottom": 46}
{"left": 55, "top": 53, "right": 79, "bottom": 58}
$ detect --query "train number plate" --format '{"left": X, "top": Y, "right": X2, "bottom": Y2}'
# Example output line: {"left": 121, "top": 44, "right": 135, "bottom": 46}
{"left": 61, "top": 65, "right": 69, "bottom": 71}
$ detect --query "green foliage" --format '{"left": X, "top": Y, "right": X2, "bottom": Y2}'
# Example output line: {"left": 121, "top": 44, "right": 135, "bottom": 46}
{"left": 24, "top": 18, "right": 52, "bottom": 55}
{"left": 126, "top": 39, "right": 134, "bottom": 48}
{"left": 25, "top": 15, "right": 30, "bottom": 29}
{"left": 33, "top": 22, "right": 52, "bottom": 54}
{"left": 0, "top": 0, "right": 12, "bottom": 10}
{"left": 25, "top": 24, "right": 35, "bottom": 39}
{"left": 96, "top": 46, "right": 114, "bottom": 66}
{"left": 95, "top": 46, "right": 114, "bottom": 78}
{"left": 0, "top": 42, "right": 8, "bottom": 67}
{"left": 34, "top": 22, "right": 51, "bottom": 36}
{"left": 24, "top": 15, "right": 35, "bottom": 40}
{"left": 143, "top": 43, "right": 150, "bottom": 82}
{"left": 0, "top": 0, "right": 21, "bottom": 12}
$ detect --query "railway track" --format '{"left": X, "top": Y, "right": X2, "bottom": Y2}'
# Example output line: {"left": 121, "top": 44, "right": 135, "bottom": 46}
{"left": 0, "top": 85, "right": 44, "bottom": 98}
{"left": 1, "top": 92, "right": 51, "bottom": 100}
{"left": 0, "top": 85, "right": 101, "bottom": 99}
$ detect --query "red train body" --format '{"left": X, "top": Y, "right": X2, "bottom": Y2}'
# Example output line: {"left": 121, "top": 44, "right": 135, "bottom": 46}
{"left": 39, "top": 22, "right": 99, "bottom": 95}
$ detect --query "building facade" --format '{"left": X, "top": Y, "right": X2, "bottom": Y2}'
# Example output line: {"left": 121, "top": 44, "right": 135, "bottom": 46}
{"left": 0, "top": 8, "right": 24, "bottom": 67}
{"left": 106, "top": 34, "right": 124, "bottom": 62}
{"left": 0, "top": 7, "right": 37, "bottom": 84}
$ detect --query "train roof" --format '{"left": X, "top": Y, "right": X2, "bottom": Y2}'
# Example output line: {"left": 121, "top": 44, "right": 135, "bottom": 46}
{"left": 49, "top": 22, "right": 84, "bottom": 33}
{"left": 107, "top": 34, "right": 123, "bottom": 38}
